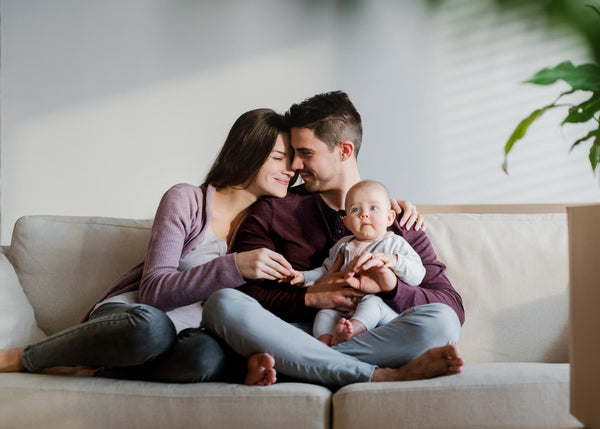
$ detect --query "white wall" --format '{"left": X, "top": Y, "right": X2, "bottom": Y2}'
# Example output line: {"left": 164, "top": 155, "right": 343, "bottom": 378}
{"left": 2, "top": 0, "right": 599, "bottom": 244}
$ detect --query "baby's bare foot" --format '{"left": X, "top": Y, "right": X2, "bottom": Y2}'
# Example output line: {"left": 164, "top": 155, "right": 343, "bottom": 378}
{"left": 0, "top": 347, "right": 25, "bottom": 373}
{"left": 244, "top": 353, "right": 277, "bottom": 386}
{"left": 331, "top": 318, "right": 354, "bottom": 346}
{"left": 372, "top": 344, "right": 463, "bottom": 382}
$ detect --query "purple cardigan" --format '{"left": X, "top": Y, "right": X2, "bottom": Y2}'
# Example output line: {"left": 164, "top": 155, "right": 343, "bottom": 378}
{"left": 85, "top": 183, "right": 245, "bottom": 319}
{"left": 233, "top": 187, "right": 465, "bottom": 325}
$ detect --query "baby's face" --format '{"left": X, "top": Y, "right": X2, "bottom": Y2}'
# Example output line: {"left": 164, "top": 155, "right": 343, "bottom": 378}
{"left": 343, "top": 185, "right": 395, "bottom": 241}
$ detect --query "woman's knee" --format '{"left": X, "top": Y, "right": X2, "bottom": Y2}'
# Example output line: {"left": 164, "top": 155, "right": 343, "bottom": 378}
{"left": 125, "top": 305, "right": 177, "bottom": 358}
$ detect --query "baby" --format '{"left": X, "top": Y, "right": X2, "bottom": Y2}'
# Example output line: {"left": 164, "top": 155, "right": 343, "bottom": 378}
{"left": 289, "top": 180, "right": 426, "bottom": 346}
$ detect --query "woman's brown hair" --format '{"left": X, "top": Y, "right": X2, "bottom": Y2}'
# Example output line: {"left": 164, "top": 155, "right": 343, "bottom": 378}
{"left": 204, "top": 108, "right": 289, "bottom": 189}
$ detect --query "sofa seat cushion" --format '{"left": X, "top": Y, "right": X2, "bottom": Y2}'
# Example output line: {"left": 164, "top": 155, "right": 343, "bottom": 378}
{"left": 332, "top": 363, "right": 582, "bottom": 429}
{"left": 0, "top": 374, "right": 331, "bottom": 429}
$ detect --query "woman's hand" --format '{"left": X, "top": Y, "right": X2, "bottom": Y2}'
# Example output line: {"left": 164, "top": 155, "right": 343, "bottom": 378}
{"left": 235, "top": 248, "right": 294, "bottom": 280}
{"left": 391, "top": 200, "right": 426, "bottom": 231}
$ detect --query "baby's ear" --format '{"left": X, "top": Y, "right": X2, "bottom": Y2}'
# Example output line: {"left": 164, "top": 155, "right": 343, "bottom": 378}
{"left": 387, "top": 209, "right": 396, "bottom": 226}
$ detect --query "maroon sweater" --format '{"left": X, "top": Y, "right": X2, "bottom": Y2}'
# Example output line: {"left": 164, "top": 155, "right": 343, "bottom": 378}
{"left": 233, "top": 187, "right": 465, "bottom": 325}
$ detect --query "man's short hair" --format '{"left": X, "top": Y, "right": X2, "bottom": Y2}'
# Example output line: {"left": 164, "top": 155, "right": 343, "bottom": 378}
{"left": 285, "top": 91, "right": 362, "bottom": 156}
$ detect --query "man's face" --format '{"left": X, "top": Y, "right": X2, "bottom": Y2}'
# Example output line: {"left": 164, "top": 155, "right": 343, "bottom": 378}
{"left": 290, "top": 127, "right": 341, "bottom": 193}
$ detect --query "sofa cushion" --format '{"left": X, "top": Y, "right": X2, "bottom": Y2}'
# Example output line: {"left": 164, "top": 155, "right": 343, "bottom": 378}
{"left": 332, "top": 363, "right": 582, "bottom": 429}
{"left": 9, "top": 216, "right": 153, "bottom": 335}
{"left": 0, "top": 374, "right": 331, "bottom": 429}
{"left": 423, "top": 213, "right": 569, "bottom": 363}
{"left": 0, "top": 252, "right": 46, "bottom": 347}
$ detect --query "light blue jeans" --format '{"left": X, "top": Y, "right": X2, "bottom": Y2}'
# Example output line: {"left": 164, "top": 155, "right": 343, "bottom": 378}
{"left": 202, "top": 289, "right": 461, "bottom": 389}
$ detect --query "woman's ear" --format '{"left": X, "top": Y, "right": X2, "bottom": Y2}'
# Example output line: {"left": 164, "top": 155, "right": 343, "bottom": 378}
{"left": 338, "top": 141, "right": 355, "bottom": 161}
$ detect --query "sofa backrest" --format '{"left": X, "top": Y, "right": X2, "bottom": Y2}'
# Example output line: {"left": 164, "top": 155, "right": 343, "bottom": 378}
{"left": 421, "top": 209, "right": 569, "bottom": 364}
{"left": 9, "top": 216, "right": 152, "bottom": 335}
{"left": 7, "top": 207, "right": 569, "bottom": 364}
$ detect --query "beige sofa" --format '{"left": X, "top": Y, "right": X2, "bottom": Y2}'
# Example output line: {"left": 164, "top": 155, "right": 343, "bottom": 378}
{"left": 0, "top": 206, "right": 585, "bottom": 429}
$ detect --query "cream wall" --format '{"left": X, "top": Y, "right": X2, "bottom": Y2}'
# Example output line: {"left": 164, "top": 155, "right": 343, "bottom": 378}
{"left": 1, "top": 0, "right": 599, "bottom": 244}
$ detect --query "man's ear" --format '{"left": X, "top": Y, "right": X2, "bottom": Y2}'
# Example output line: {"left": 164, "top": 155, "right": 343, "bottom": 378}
{"left": 387, "top": 209, "right": 396, "bottom": 226}
{"left": 338, "top": 141, "right": 355, "bottom": 161}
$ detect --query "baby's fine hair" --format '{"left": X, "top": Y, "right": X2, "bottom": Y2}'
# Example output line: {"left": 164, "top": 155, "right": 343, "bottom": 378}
{"left": 345, "top": 180, "right": 391, "bottom": 211}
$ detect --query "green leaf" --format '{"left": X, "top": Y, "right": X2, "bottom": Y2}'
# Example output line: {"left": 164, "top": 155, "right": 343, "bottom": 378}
{"left": 586, "top": 4, "right": 600, "bottom": 18}
{"left": 502, "top": 103, "right": 557, "bottom": 173}
{"left": 526, "top": 61, "right": 600, "bottom": 91}
{"left": 563, "top": 92, "right": 600, "bottom": 124}
{"left": 570, "top": 127, "right": 600, "bottom": 150}
{"left": 589, "top": 139, "right": 600, "bottom": 172}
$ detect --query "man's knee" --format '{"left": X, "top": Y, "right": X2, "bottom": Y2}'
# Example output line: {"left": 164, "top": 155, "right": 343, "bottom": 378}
{"left": 203, "top": 289, "right": 254, "bottom": 331}
{"left": 404, "top": 303, "right": 461, "bottom": 345}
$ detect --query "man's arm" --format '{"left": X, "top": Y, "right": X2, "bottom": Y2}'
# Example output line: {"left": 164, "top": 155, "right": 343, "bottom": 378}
{"left": 380, "top": 226, "right": 465, "bottom": 325}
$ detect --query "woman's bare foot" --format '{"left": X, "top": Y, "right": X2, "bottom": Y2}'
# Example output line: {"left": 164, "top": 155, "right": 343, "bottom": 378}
{"left": 371, "top": 344, "right": 463, "bottom": 382}
{"left": 0, "top": 347, "right": 25, "bottom": 372}
{"left": 331, "top": 318, "right": 353, "bottom": 346}
{"left": 41, "top": 366, "right": 96, "bottom": 377}
{"left": 244, "top": 353, "right": 277, "bottom": 386}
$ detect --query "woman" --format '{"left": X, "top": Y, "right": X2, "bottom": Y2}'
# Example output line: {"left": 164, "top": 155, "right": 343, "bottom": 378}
{"left": 0, "top": 108, "right": 295, "bottom": 385}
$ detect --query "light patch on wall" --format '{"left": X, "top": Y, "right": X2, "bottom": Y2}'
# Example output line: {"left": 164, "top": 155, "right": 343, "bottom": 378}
{"left": 2, "top": 38, "right": 335, "bottom": 243}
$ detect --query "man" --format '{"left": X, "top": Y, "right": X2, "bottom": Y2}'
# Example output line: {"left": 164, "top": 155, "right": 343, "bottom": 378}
{"left": 202, "top": 91, "right": 464, "bottom": 389}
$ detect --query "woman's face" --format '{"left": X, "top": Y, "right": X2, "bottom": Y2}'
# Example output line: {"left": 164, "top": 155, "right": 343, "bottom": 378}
{"left": 249, "top": 133, "right": 293, "bottom": 198}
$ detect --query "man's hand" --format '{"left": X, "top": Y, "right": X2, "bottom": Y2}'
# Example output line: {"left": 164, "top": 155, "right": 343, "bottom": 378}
{"left": 304, "top": 253, "right": 365, "bottom": 310}
{"left": 391, "top": 200, "right": 426, "bottom": 231}
{"left": 235, "top": 248, "right": 294, "bottom": 280}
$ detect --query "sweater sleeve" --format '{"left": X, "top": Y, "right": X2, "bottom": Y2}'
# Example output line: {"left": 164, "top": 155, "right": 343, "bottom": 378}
{"left": 386, "top": 234, "right": 426, "bottom": 286}
{"left": 137, "top": 184, "right": 245, "bottom": 312}
{"left": 381, "top": 226, "right": 465, "bottom": 325}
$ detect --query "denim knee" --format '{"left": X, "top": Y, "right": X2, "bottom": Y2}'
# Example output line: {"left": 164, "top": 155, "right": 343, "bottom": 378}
{"left": 121, "top": 304, "right": 177, "bottom": 362}
{"left": 203, "top": 288, "right": 250, "bottom": 330}
{"left": 163, "top": 330, "right": 228, "bottom": 383}
{"left": 402, "top": 303, "right": 461, "bottom": 346}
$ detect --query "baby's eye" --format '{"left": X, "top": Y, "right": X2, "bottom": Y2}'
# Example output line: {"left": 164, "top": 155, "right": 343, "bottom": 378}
{"left": 351, "top": 207, "right": 360, "bottom": 213}
{"left": 370, "top": 205, "right": 379, "bottom": 211}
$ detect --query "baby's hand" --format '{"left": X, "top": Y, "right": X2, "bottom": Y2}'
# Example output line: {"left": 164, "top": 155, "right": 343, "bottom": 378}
{"left": 347, "top": 253, "right": 397, "bottom": 275}
{"left": 279, "top": 269, "right": 305, "bottom": 286}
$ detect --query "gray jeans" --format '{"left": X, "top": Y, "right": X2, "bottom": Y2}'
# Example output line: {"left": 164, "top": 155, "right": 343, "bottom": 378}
{"left": 23, "top": 302, "right": 245, "bottom": 383}
{"left": 202, "top": 288, "right": 461, "bottom": 389}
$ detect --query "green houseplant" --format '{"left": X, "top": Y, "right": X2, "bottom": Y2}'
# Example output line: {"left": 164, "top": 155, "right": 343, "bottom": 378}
{"left": 502, "top": 5, "right": 600, "bottom": 176}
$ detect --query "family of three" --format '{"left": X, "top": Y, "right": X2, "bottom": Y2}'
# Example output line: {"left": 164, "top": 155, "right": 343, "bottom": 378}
{"left": 0, "top": 91, "right": 464, "bottom": 389}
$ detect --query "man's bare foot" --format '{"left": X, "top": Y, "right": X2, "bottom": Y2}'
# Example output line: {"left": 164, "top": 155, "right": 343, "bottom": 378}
{"left": 371, "top": 344, "right": 463, "bottom": 382}
{"left": 331, "top": 318, "right": 354, "bottom": 346}
{"left": 244, "top": 353, "right": 277, "bottom": 386}
{"left": 0, "top": 347, "right": 25, "bottom": 372}
{"left": 41, "top": 366, "right": 96, "bottom": 377}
